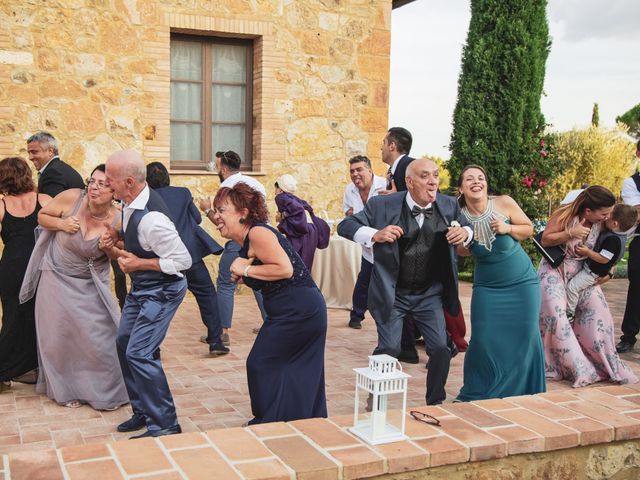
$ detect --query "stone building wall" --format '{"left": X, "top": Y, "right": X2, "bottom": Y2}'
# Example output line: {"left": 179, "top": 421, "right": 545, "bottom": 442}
{"left": 0, "top": 0, "right": 393, "bottom": 238}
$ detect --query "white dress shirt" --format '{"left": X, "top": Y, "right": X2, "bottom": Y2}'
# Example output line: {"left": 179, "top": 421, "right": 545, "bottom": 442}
{"left": 352, "top": 193, "right": 473, "bottom": 248}
{"left": 343, "top": 175, "right": 386, "bottom": 262}
{"left": 221, "top": 172, "right": 266, "bottom": 198}
{"left": 38, "top": 155, "right": 59, "bottom": 175}
{"left": 622, "top": 176, "right": 640, "bottom": 206}
{"left": 123, "top": 185, "right": 192, "bottom": 276}
{"left": 342, "top": 176, "right": 387, "bottom": 215}
{"left": 622, "top": 176, "right": 640, "bottom": 237}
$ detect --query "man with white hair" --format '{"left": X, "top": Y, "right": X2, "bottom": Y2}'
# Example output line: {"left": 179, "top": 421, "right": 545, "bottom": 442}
{"left": 103, "top": 150, "right": 191, "bottom": 438}
{"left": 338, "top": 158, "right": 471, "bottom": 405}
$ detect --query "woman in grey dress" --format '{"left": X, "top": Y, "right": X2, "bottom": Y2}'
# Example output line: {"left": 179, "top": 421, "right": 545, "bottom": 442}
{"left": 20, "top": 164, "right": 128, "bottom": 410}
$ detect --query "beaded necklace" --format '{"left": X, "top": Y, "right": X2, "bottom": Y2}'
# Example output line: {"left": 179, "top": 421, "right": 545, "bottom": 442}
{"left": 461, "top": 198, "right": 508, "bottom": 252}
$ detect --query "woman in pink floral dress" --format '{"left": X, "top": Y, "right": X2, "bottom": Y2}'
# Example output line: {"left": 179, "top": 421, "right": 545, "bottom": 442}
{"left": 538, "top": 186, "right": 637, "bottom": 387}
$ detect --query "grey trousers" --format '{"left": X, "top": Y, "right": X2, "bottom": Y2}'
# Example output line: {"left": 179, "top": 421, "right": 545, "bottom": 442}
{"left": 566, "top": 267, "right": 599, "bottom": 316}
{"left": 373, "top": 283, "right": 451, "bottom": 405}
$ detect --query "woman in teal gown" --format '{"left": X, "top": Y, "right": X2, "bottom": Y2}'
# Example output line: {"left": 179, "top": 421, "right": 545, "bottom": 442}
{"left": 456, "top": 165, "right": 546, "bottom": 401}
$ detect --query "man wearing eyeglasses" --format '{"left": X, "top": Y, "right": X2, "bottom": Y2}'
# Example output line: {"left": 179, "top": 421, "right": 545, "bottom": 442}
{"left": 27, "top": 131, "right": 84, "bottom": 197}
{"left": 199, "top": 151, "right": 269, "bottom": 346}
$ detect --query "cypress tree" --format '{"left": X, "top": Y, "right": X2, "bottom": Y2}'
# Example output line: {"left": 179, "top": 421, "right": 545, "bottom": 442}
{"left": 448, "top": 0, "right": 550, "bottom": 214}
{"left": 592, "top": 103, "right": 600, "bottom": 127}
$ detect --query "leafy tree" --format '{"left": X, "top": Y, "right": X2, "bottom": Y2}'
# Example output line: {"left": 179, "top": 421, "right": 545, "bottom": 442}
{"left": 591, "top": 103, "right": 599, "bottom": 127}
{"left": 423, "top": 155, "right": 451, "bottom": 191}
{"left": 617, "top": 103, "right": 640, "bottom": 138}
{"left": 547, "top": 125, "right": 636, "bottom": 206}
{"left": 448, "top": 0, "right": 553, "bottom": 222}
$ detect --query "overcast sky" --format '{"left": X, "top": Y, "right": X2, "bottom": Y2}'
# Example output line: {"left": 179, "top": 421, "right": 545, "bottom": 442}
{"left": 389, "top": 0, "right": 640, "bottom": 159}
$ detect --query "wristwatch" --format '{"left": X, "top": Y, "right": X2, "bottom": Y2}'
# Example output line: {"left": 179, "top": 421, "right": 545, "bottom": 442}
{"left": 204, "top": 207, "right": 212, "bottom": 215}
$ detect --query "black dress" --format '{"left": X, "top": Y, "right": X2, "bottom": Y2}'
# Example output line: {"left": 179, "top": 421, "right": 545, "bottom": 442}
{"left": 0, "top": 198, "right": 41, "bottom": 381}
{"left": 240, "top": 223, "right": 327, "bottom": 424}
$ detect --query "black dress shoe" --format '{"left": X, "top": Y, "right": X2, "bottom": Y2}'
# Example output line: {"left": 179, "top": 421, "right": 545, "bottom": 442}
{"left": 616, "top": 340, "right": 635, "bottom": 353}
{"left": 209, "top": 343, "right": 230, "bottom": 356}
{"left": 348, "top": 319, "right": 362, "bottom": 329}
{"left": 117, "top": 413, "right": 146, "bottom": 432}
{"left": 130, "top": 424, "right": 182, "bottom": 439}
{"left": 397, "top": 349, "right": 419, "bottom": 364}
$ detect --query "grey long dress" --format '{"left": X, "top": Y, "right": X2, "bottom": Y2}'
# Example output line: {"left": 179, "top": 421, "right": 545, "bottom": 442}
{"left": 20, "top": 193, "right": 128, "bottom": 410}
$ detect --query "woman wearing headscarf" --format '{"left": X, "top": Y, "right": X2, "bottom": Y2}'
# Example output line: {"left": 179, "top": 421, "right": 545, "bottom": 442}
{"left": 274, "top": 174, "right": 324, "bottom": 270}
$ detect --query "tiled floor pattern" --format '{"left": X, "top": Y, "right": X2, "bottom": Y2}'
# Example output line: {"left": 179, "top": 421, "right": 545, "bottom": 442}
{"left": 3, "top": 385, "right": 640, "bottom": 479}
{"left": 0, "top": 279, "right": 638, "bottom": 458}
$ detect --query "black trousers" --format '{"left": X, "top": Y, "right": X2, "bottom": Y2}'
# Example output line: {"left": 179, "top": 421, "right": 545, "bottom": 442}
{"left": 621, "top": 237, "right": 640, "bottom": 344}
{"left": 350, "top": 257, "right": 373, "bottom": 322}
{"left": 111, "top": 259, "right": 127, "bottom": 309}
{"left": 187, "top": 260, "right": 223, "bottom": 345}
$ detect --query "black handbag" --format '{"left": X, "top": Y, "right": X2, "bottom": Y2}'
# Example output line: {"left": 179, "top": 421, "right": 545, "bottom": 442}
{"left": 532, "top": 231, "right": 566, "bottom": 268}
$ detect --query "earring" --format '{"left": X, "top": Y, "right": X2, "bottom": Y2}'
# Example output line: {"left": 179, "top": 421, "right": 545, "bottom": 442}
{"left": 239, "top": 218, "right": 245, "bottom": 224}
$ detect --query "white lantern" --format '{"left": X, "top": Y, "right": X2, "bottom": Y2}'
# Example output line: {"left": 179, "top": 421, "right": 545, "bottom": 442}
{"left": 350, "top": 354, "right": 410, "bottom": 445}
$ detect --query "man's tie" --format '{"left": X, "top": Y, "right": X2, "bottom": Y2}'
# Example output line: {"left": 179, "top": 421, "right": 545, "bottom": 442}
{"left": 411, "top": 205, "right": 433, "bottom": 218}
{"left": 386, "top": 167, "right": 393, "bottom": 190}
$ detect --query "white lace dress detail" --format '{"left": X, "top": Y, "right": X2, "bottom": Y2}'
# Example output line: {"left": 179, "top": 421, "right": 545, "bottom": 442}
{"left": 462, "top": 198, "right": 509, "bottom": 252}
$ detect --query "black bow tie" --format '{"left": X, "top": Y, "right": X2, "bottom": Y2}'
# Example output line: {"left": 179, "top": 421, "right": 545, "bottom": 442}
{"left": 411, "top": 205, "right": 433, "bottom": 217}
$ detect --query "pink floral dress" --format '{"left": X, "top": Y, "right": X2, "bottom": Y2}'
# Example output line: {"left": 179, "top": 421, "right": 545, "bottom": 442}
{"left": 538, "top": 217, "right": 637, "bottom": 387}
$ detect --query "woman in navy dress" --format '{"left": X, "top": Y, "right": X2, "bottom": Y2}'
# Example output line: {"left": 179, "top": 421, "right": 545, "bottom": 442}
{"left": 213, "top": 182, "right": 327, "bottom": 424}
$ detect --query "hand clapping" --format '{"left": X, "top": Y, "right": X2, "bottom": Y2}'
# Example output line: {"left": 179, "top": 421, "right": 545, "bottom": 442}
{"left": 445, "top": 225, "right": 468, "bottom": 246}
{"left": 372, "top": 225, "right": 403, "bottom": 243}
{"left": 568, "top": 218, "right": 590, "bottom": 242}
{"left": 490, "top": 215, "right": 511, "bottom": 235}
{"left": 62, "top": 216, "right": 80, "bottom": 234}
{"left": 230, "top": 257, "right": 255, "bottom": 283}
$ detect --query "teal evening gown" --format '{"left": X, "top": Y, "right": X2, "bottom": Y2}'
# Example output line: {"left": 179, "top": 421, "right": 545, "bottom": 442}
{"left": 457, "top": 202, "right": 546, "bottom": 401}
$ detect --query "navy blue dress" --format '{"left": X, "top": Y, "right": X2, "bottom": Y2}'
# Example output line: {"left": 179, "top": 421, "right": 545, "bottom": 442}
{"left": 240, "top": 223, "right": 327, "bottom": 424}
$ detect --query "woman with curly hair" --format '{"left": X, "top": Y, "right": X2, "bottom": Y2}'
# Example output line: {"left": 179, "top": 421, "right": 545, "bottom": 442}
{"left": 0, "top": 157, "right": 51, "bottom": 392}
{"left": 213, "top": 182, "right": 327, "bottom": 424}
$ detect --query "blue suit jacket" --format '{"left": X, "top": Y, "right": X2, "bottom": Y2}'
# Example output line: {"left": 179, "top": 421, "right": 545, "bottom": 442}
{"left": 154, "top": 186, "right": 223, "bottom": 263}
{"left": 338, "top": 191, "right": 467, "bottom": 322}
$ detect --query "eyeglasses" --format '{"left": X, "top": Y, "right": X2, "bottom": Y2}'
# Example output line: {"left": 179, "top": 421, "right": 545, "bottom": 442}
{"left": 410, "top": 410, "right": 441, "bottom": 427}
{"left": 87, "top": 178, "right": 109, "bottom": 190}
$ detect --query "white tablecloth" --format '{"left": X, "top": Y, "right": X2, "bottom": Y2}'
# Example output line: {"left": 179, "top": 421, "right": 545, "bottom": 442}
{"left": 311, "top": 235, "right": 362, "bottom": 310}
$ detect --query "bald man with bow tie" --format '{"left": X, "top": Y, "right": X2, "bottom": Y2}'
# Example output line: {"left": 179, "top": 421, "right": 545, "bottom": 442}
{"left": 338, "top": 158, "right": 472, "bottom": 405}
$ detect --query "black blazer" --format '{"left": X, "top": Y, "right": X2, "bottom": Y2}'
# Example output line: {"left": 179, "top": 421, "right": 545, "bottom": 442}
{"left": 338, "top": 191, "right": 468, "bottom": 322}
{"left": 38, "top": 157, "right": 84, "bottom": 197}
{"left": 392, "top": 155, "right": 415, "bottom": 192}
{"left": 154, "top": 186, "right": 223, "bottom": 264}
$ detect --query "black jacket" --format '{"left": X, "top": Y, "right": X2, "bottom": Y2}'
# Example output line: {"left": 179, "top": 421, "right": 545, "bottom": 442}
{"left": 38, "top": 157, "right": 84, "bottom": 197}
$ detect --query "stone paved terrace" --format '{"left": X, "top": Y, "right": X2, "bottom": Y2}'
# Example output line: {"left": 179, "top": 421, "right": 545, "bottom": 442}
{"left": 1, "top": 280, "right": 640, "bottom": 479}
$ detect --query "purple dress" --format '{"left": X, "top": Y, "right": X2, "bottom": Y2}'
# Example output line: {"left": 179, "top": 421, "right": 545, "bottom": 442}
{"left": 538, "top": 217, "right": 637, "bottom": 387}
{"left": 275, "top": 192, "right": 319, "bottom": 269}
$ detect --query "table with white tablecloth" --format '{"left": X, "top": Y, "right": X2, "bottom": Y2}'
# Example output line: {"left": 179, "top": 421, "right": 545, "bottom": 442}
{"left": 311, "top": 235, "right": 362, "bottom": 310}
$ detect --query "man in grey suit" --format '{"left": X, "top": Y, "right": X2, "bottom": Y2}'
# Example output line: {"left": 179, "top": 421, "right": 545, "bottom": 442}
{"left": 338, "top": 158, "right": 471, "bottom": 405}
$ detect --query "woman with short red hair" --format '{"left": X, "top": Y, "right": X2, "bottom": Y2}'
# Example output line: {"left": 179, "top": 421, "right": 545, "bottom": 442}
{"left": 213, "top": 182, "right": 327, "bottom": 424}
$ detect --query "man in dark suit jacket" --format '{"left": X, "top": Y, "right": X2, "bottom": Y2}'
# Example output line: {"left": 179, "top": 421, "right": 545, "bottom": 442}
{"left": 146, "top": 162, "right": 229, "bottom": 356}
{"left": 338, "top": 158, "right": 472, "bottom": 405}
{"left": 27, "top": 131, "right": 84, "bottom": 197}
{"left": 380, "top": 127, "right": 414, "bottom": 193}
